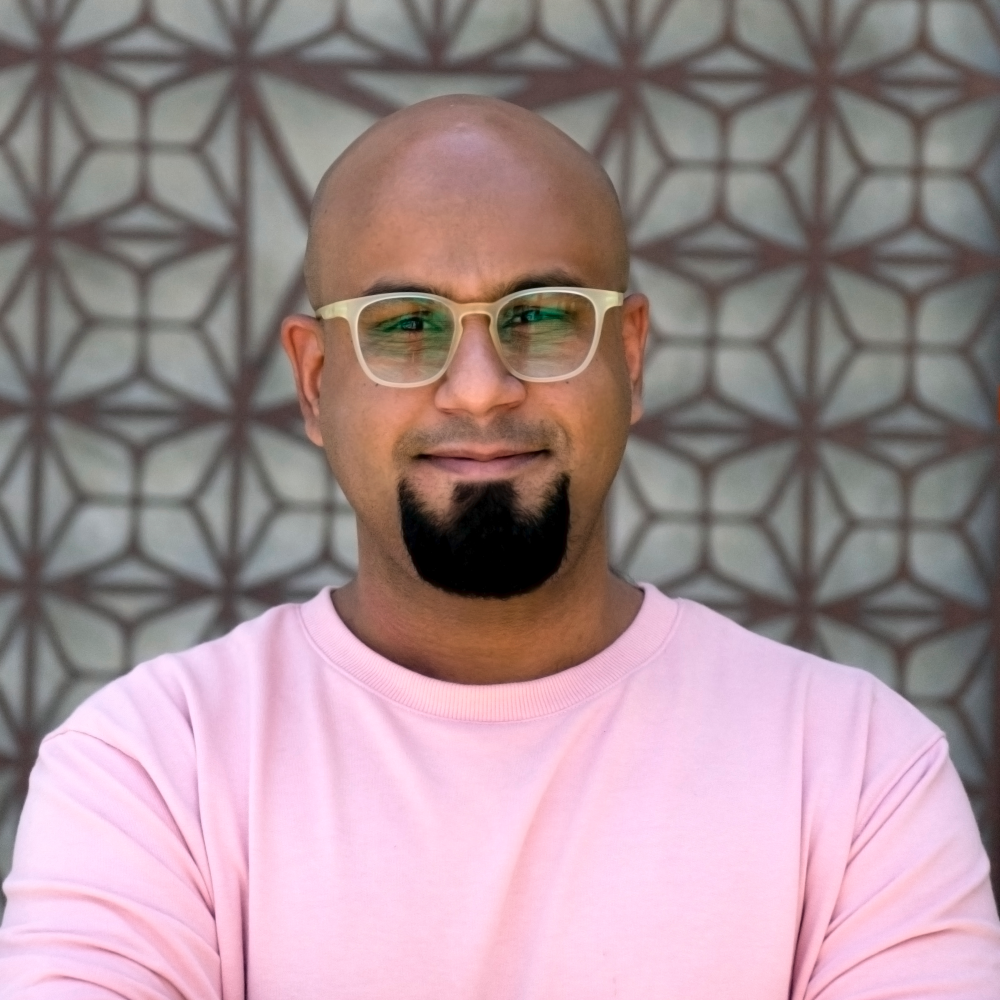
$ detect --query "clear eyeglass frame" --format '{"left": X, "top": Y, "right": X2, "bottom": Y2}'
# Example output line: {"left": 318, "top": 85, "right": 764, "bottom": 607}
{"left": 314, "top": 286, "right": 625, "bottom": 388}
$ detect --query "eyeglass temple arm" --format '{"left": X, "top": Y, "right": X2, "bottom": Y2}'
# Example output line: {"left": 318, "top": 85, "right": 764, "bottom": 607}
{"left": 315, "top": 302, "right": 348, "bottom": 321}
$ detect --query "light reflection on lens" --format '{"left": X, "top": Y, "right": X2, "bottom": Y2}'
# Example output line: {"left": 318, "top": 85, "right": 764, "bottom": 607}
{"left": 497, "top": 291, "right": 595, "bottom": 379}
{"left": 358, "top": 297, "right": 454, "bottom": 383}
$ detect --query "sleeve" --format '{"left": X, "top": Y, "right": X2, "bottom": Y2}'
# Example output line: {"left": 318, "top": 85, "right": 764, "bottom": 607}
{"left": 803, "top": 732, "right": 1000, "bottom": 999}
{"left": 0, "top": 730, "right": 222, "bottom": 999}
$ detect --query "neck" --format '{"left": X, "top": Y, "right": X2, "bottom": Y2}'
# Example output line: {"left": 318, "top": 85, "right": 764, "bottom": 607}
{"left": 331, "top": 525, "right": 643, "bottom": 685}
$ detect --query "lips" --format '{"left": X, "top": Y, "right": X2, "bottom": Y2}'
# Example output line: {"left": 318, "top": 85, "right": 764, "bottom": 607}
{"left": 418, "top": 448, "right": 547, "bottom": 478}
{"left": 422, "top": 446, "right": 540, "bottom": 462}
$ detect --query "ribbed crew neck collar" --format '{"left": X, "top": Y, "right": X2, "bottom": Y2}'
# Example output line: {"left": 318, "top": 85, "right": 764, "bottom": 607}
{"left": 297, "top": 583, "right": 680, "bottom": 723}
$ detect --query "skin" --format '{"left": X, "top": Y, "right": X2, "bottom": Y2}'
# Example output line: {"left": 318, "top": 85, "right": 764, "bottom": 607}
{"left": 281, "top": 96, "right": 649, "bottom": 685}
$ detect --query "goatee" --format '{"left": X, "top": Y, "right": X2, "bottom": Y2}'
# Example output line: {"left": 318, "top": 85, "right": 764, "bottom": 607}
{"left": 398, "top": 474, "right": 570, "bottom": 599}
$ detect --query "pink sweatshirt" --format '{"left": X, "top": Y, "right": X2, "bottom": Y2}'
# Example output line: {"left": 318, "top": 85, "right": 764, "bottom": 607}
{"left": 1, "top": 584, "right": 998, "bottom": 998}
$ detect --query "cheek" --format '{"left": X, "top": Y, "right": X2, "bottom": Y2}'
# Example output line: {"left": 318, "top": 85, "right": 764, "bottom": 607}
{"left": 317, "top": 357, "right": 427, "bottom": 512}
{"left": 553, "top": 392, "right": 630, "bottom": 535}
{"left": 317, "top": 353, "right": 393, "bottom": 501}
{"left": 563, "top": 365, "right": 632, "bottom": 473}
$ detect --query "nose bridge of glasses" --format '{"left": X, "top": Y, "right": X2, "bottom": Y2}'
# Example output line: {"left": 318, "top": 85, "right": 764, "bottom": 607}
{"left": 453, "top": 302, "right": 495, "bottom": 326}
{"left": 446, "top": 303, "right": 513, "bottom": 379}
{"left": 452, "top": 303, "right": 499, "bottom": 346}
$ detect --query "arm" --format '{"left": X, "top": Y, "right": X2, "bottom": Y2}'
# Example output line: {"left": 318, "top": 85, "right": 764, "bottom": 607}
{"left": 0, "top": 731, "right": 222, "bottom": 999}
{"left": 802, "top": 736, "right": 1000, "bottom": 999}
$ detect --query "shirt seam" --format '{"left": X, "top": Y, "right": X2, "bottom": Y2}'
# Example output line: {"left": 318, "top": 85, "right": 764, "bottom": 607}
{"left": 38, "top": 727, "right": 221, "bottom": 919}
{"left": 851, "top": 730, "right": 949, "bottom": 845}
{"left": 41, "top": 725, "right": 148, "bottom": 764}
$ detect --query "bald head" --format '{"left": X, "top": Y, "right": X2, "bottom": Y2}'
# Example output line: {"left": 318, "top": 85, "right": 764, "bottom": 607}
{"left": 303, "top": 95, "right": 629, "bottom": 308}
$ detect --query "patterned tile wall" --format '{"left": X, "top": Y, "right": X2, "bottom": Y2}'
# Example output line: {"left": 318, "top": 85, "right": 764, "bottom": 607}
{"left": 0, "top": 0, "right": 997, "bottom": 902}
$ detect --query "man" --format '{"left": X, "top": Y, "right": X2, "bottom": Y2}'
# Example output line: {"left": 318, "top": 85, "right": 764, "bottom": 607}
{"left": 0, "top": 96, "right": 998, "bottom": 998}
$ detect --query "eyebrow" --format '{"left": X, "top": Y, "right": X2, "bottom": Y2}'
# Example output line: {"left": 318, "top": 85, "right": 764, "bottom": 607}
{"left": 359, "top": 270, "right": 588, "bottom": 301}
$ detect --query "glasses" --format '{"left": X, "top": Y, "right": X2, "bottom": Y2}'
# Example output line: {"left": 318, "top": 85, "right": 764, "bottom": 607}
{"left": 314, "top": 286, "right": 624, "bottom": 388}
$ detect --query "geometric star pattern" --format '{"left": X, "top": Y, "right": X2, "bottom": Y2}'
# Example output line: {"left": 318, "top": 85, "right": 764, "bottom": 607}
{"left": 0, "top": 0, "right": 997, "bottom": 908}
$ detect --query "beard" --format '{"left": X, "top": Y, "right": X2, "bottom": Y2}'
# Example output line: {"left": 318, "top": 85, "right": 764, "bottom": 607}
{"left": 398, "top": 474, "right": 570, "bottom": 599}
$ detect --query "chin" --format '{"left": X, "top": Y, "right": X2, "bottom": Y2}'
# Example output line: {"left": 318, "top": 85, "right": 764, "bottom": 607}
{"left": 398, "top": 474, "right": 572, "bottom": 599}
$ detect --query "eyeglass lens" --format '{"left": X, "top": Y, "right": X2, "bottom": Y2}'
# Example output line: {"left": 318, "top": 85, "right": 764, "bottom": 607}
{"left": 357, "top": 297, "right": 455, "bottom": 384}
{"left": 356, "top": 291, "right": 597, "bottom": 384}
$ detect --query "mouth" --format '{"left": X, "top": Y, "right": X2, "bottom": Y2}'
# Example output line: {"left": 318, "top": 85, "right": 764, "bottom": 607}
{"left": 417, "top": 448, "right": 549, "bottom": 479}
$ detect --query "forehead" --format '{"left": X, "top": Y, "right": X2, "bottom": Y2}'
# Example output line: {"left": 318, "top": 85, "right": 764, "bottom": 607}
{"left": 316, "top": 128, "right": 619, "bottom": 300}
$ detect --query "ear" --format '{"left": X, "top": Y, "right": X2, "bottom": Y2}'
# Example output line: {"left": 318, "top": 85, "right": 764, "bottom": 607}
{"left": 280, "top": 314, "right": 326, "bottom": 447}
{"left": 620, "top": 292, "right": 649, "bottom": 425}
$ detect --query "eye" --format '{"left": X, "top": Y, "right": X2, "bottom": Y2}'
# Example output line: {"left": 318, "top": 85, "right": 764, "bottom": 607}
{"left": 377, "top": 312, "right": 441, "bottom": 334}
{"left": 396, "top": 315, "right": 426, "bottom": 331}
{"left": 508, "top": 307, "right": 562, "bottom": 325}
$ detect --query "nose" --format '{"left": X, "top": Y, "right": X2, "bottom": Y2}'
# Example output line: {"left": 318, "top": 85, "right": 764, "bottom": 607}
{"left": 434, "top": 313, "right": 526, "bottom": 417}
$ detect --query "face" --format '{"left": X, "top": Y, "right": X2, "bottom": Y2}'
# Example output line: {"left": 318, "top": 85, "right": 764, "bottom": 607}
{"left": 283, "top": 127, "right": 648, "bottom": 596}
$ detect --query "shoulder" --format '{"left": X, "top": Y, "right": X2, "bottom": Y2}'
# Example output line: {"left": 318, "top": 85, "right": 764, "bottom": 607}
{"left": 659, "top": 594, "right": 943, "bottom": 773}
{"left": 43, "top": 596, "right": 319, "bottom": 762}
{"left": 655, "top": 596, "right": 962, "bottom": 884}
